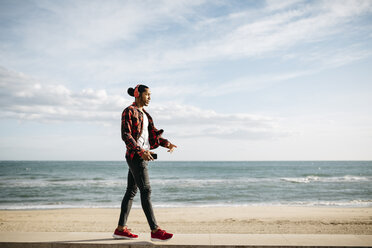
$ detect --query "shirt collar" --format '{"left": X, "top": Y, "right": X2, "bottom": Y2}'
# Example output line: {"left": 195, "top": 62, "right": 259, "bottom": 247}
{"left": 132, "top": 102, "right": 147, "bottom": 114}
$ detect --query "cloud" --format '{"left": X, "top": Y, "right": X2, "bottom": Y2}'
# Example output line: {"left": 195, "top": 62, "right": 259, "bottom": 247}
{"left": 1, "top": 0, "right": 371, "bottom": 93}
{"left": 300, "top": 45, "right": 372, "bottom": 69}
{"left": 151, "top": 103, "right": 290, "bottom": 140}
{"left": 4, "top": 0, "right": 207, "bottom": 53}
{"left": 200, "top": 70, "right": 313, "bottom": 97}
{"left": 0, "top": 66, "right": 289, "bottom": 140}
{"left": 139, "top": 0, "right": 372, "bottom": 68}
{"left": 200, "top": 44, "right": 372, "bottom": 97}
{"left": 264, "top": 0, "right": 304, "bottom": 12}
{"left": 73, "top": 0, "right": 372, "bottom": 87}
{"left": 1, "top": 0, "right": 370, "bottom": 140}
{"left": 0, "top": 66, "right": 129, "bottom": 122}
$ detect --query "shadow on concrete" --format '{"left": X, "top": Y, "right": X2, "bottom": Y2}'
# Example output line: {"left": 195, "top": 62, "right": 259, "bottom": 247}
{"left": 53, "top": 238, "right": 153, "bottom": 245}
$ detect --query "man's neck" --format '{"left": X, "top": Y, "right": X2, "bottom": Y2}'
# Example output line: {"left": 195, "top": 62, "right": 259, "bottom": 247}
{"left": 135, "top": 99, "right": 144, "bottom": 111}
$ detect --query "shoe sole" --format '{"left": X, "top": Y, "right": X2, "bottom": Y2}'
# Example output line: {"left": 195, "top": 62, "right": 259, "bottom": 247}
{"left": 112, "top": 234, "right": 137, "bottom": 240}
{"left": 151, "top": 237, "right": 173, "bottom": 242}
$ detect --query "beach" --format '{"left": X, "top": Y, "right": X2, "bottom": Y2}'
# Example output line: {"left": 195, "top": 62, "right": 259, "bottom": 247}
{"left": 1, "top": 160, "right": 371, "bottom": 240}
{"left": 0, "top": 206, "right": 371, "bottom": 234}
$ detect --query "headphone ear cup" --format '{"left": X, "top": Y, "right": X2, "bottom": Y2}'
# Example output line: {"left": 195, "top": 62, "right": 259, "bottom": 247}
{"left": 134, "top": 85, "right": 140, "bottom": 97}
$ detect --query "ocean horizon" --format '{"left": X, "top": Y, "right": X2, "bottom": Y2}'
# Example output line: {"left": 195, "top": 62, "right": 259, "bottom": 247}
{"left": 1, "top": 160, "right": 371, "bottom": 210}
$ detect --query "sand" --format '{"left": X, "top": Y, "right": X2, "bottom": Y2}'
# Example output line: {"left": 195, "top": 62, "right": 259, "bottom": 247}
{"left": 0, "top": 207, "right": 371, "bottom": 234}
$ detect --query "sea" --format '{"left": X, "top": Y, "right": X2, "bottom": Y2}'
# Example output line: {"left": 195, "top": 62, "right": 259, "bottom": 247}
{"left": 0, "top": 161, "right": 371, "bottom": 210}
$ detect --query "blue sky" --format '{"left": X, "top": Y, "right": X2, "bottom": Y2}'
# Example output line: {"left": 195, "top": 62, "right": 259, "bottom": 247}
{"left": 0, "top": 0, "right": 371, "bottom": 160}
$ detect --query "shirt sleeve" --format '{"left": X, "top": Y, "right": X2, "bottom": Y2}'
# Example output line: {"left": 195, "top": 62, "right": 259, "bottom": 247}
{"left": 159, "top": 137, "right": 170, "bottom": 148}
{"left": 152, "top": 127, "right": 170, "bottom": 148}
{"left": 145, "top": 111, "right": 170, "bottom": 149}
{"left": 121, "top": 108, "right": 145, "bottom": 157}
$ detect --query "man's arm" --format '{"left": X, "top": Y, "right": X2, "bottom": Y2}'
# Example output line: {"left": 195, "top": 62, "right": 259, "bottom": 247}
{"left": 159, "top": 137, "right": 177, "bottom": 152}
{"left": 159, "top": 137, "right": 170, "bottom": 148}
{"left": 146, "top": 112, "right": 177, "bottom": 153}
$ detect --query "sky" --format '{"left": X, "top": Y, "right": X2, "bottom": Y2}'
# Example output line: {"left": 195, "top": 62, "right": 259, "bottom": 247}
{"left": 0, "top": 0, "right": 371, "bottom": 161}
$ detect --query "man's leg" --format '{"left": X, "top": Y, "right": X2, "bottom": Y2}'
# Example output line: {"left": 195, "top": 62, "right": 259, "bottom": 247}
{"left": 118, "top": 169, "right": 138, "bottom": 227}
{"left": 128, "top": 155, "right": 158, "bottom": 231}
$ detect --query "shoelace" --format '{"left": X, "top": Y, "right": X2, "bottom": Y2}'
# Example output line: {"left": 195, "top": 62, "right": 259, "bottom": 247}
{"left": 120, "top": 228, "right": 133, "bottom": 234}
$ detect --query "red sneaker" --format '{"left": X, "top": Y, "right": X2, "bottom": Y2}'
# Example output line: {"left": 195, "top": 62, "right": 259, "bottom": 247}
{"left": 112, "top": 227, "right": 138, "bottom": 239}
{"left": 151, "top": 228, "right": 173, "bottom": 241}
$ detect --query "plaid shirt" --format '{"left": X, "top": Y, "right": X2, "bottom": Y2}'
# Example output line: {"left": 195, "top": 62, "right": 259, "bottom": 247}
{"left": 121, "top": 102, "right": 169, "bottom": 159}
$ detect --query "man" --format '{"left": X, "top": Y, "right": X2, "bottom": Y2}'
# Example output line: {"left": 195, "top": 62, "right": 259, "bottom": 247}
{"left": 113, "top": 84, "right": 177, "bottom": 241}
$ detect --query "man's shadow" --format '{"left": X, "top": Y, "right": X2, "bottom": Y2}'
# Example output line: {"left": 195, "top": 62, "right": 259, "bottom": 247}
{"left": 53, "top": 238, "right": 153, "bottom": 245}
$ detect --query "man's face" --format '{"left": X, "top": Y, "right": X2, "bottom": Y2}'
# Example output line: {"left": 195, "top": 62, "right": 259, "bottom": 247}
{"left": 140, "top": 88, "right": 151, "bottom": 106}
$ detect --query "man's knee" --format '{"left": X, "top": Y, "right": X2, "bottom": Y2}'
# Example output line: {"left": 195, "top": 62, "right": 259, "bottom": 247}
{"left": 140, "top": 185, "right": 151, "bottom": 196}
{"left": 125, "top": 186, "right": 138, "bottom": 198}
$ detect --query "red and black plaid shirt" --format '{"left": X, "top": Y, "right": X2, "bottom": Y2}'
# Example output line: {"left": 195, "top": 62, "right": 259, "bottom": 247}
{"left": 121, "top": 102, "right": 169, "bottom": 159}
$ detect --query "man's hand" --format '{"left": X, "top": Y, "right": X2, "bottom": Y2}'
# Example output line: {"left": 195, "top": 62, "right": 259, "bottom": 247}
{"left": 167, "top": 143, "right": 177, "bottom": 153}
{"left": 141, "top": 150, "right": 154, "bottom": 161}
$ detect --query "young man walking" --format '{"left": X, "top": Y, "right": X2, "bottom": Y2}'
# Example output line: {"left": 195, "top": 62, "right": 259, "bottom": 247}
{"left": 113, "top": 84, "right": 177, "bottom": 241}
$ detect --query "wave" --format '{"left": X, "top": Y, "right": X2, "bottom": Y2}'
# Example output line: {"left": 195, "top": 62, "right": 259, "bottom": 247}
{"left": 280, "top": 175, "right": 371, "bottom": 184}
{"left": 0, "top": 178, "right": 125, "bottom": 188}
{"left": 1, "top": 175, "right": 370, "bottom": 189}
{"left": 0, "top": 178, "right": 272, "bottom": 188}
{"left": 1, "top": 199, "right": 371, "bottom": 210}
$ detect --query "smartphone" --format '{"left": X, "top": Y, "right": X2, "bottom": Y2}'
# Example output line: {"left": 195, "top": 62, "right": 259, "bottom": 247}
{"left": 152, "top": 153, "right": 157, "bottom": 160}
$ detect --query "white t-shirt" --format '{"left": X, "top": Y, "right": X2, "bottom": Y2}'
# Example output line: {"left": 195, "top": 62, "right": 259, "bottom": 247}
{"left": 138, "top": 111, "right": 150, "bottom": 150}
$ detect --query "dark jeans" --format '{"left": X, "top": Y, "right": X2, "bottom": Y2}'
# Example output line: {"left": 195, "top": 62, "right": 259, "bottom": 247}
{"left": 118, "top": 154, "right": 158, "bottom": 230}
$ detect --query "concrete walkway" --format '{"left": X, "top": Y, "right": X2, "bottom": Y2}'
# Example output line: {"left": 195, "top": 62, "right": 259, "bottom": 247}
{"left": 0, "top": 232, "right": 371, "bottom": 247}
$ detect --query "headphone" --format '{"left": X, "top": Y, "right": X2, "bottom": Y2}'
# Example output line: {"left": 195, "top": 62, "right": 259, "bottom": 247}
{"left": 134, "top": 84, "right": 140, "bottom": 98}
